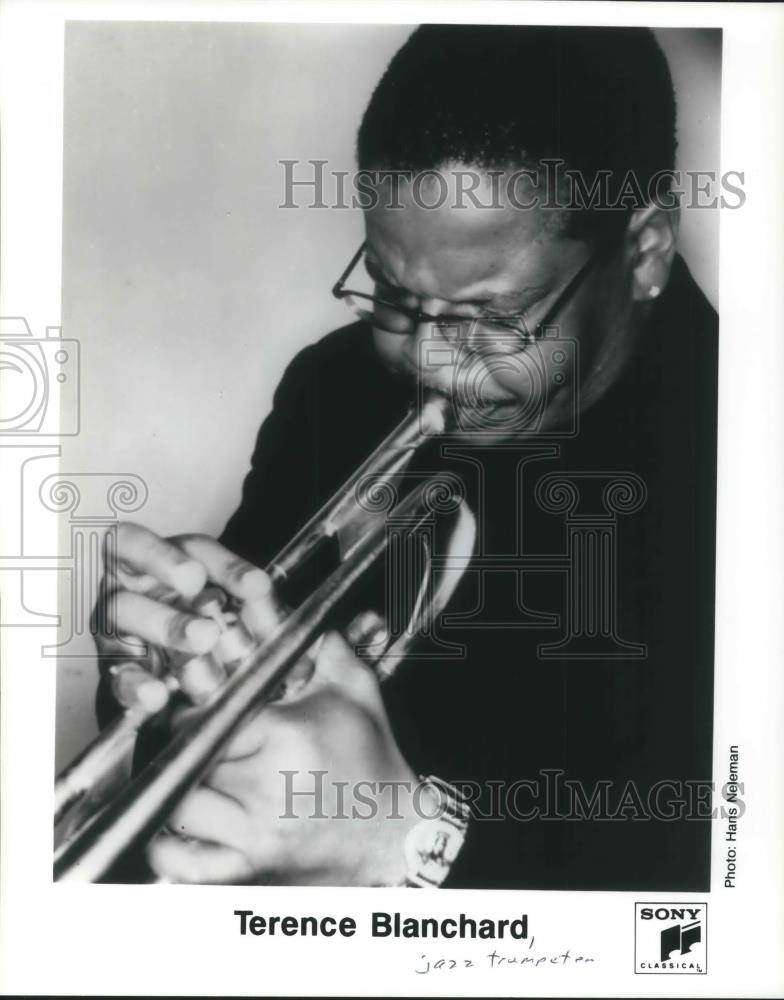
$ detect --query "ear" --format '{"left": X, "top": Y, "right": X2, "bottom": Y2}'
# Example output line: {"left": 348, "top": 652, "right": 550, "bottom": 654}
{"left": 625, "top": 204, "right": 680, "bottom": 303}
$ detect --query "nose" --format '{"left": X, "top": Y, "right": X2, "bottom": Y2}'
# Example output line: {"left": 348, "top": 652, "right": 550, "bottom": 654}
{"left": 410, "top": 297, "right": 465, "bottom": 344}
{"left": 406, "top": 313, "right": 469, "bottom": 394}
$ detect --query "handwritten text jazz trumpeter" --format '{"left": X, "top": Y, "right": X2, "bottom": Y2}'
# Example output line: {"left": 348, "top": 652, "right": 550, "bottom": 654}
{"left": 416, "top": 947, "right": 595, "bottom": 974}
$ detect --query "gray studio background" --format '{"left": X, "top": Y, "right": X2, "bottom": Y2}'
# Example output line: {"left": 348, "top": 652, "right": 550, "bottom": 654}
{"left": 57, "top": 23, "right": 722, "bottom": 767}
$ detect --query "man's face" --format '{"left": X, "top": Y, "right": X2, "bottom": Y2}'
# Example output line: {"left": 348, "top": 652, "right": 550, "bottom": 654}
{"left": 364, "top": 169, "right": 637, "bottom": 441}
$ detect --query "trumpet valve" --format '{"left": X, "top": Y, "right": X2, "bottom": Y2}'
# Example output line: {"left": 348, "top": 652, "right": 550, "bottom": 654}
{"left": 193, "top": 586, "right": 258, "bottom": 670}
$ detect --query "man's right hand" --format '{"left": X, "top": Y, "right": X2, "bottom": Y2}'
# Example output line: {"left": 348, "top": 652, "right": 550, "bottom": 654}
{"left": 93, "top": 522, "right": 275, "bottom": 714}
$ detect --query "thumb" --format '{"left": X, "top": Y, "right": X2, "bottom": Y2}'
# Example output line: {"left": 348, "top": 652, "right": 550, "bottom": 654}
{"left": 310, "top": 630, "right": 380, "bottom": 700}
{"left": 148, "top": 834, "right": 252, "bottom": 884}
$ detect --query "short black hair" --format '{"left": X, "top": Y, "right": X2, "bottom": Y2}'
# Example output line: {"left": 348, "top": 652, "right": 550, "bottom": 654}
{"left": 357, "top": 25, "right": 677, "bottom": 240}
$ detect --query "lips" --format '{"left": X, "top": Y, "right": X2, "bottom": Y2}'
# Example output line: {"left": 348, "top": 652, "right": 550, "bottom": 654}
{"left": 387, "top": 348, "right": 520, "bottom": 408}
{"left": 419, "top": 376, "right": 516, "bottom": 406}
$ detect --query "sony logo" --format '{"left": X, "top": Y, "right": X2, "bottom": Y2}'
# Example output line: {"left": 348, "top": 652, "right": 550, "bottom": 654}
{"left": 639, "top": 907, "right": 702, "bottom": 921}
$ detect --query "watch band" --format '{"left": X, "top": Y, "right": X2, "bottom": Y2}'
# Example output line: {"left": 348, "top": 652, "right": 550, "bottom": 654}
{"left": 403, "top": 776, "right": 471, "bottom": 887}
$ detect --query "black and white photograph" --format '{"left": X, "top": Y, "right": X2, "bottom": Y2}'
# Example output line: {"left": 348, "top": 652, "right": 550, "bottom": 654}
{"left": 54, "top": 18, "right": 723, "bottom": 891}
{"left": 1, "top": 2, "right": 783, "bottom": 997}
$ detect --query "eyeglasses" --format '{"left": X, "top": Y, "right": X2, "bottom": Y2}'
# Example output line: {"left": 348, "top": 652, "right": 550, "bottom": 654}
{"left": 331, "top": 241, "right": 603, "bottom": 346}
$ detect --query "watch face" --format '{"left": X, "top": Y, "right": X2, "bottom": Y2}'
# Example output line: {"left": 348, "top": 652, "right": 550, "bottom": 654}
{"left": 406, "top": 817, "right": 466, "bottom": 886}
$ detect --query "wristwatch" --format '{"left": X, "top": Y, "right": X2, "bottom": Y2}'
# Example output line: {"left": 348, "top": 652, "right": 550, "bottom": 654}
{"left": 403, "top": 776, "right": 471, "bottom": 887}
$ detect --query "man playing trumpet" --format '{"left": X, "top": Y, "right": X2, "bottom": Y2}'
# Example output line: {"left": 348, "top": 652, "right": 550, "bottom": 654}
{"left": 88, "top": 26, "right": 718, "bottom": 888}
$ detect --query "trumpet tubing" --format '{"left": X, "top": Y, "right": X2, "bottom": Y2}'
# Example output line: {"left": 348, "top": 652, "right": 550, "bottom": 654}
{"left": 54, "top": 391, "right": 474, "bottom": 883}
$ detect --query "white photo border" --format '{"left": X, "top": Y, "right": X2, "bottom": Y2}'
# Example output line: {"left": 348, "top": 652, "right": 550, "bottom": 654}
{"left": 1, "top": 2, "right": 782, "bottom": 997}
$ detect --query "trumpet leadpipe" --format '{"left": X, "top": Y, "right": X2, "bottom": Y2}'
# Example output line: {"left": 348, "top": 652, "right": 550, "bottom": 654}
{"left": 268, "top": 391, "right": 449, "bottom": 582}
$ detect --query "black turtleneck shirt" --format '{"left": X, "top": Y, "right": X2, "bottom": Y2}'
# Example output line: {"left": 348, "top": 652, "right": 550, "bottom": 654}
{"left": 218, "top": 254, "right": 718, "bottom": 891}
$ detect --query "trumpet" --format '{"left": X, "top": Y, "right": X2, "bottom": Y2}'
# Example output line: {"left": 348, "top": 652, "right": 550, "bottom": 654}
{"left": 54, "top": 391, "right": 476, "bottom": 883}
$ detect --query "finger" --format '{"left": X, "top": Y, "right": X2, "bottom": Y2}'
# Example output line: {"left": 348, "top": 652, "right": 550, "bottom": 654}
{"left": 239, "top": 590, "right": 288, "bottom": 641}
{"left": 344, "top": 609, "right": 387, "bottom": 655}
{"left": 174, "top": 654, "right": 226, "bottom": 705}
{"left": 112, "top": 564, "right": 195, "bottom": 610}
{"left": 267, "top": 643, "right": 319, "bottom": 703}
{"left": 110, "top": 522, "right": 207, "bottom": 599}
{"left": 310, "top": 630, "right": 373, "bottom": 690}
{"left": 94, "top": 616, "right": 150, "bottom": 661}
{"left": 215, "top": 710, "right": 268, "bottom": 761}
{"left": 114, "top": 590, "right": 219, "bottom": 655}
{"left": 114, "top": 632, "right": 147, "bottom": 658}
{"left": 98, "top": 639, "right": 169, "bottom": 687}
{"left": 173, "top": 536, "right": 271, "bottom": 603}
{"left": 166, "top": 786, "right": 247, "bottom": 848}
{"left": 304, "top": 631, "right": 384, "bottom": 712}
{"left": 174, "top": 537, "right": 287, "bottom": 642}
{"left": 93, "top": 578, "right": 147, "bottom": 658}
{"left": 205, "top": 758, "right": 250, "bottom": 798}
{"left": 205, "top": 751, "right": 292, "bottom": 812}
{"left": 110, "top": 662, "right": 171, "bottom": 712}
{"left": 113, "top": 568, "right": 166, "bottom": 596}
{"left": 147, "top": 835, "right": 252, "bottom": 884}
